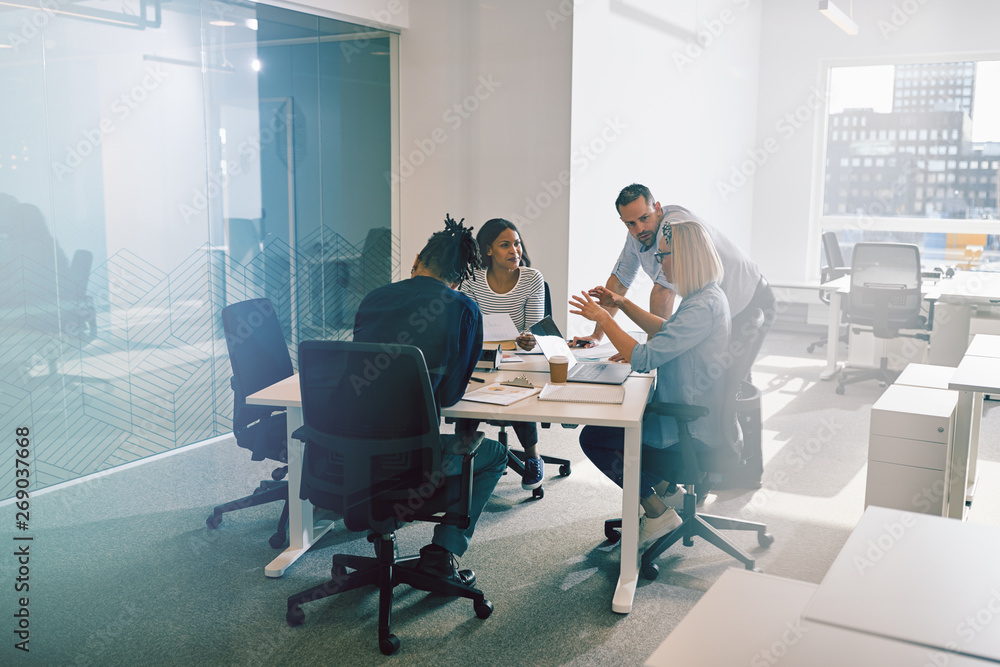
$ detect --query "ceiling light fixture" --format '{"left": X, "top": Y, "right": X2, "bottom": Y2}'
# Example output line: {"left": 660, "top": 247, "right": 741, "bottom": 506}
{"left": 819, "top": 0, "right": 858, "bottom": 36}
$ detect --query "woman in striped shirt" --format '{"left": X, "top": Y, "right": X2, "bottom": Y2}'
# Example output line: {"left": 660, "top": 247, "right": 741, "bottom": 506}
{"left": 459, "top": 218, "right": 547, "bottom": 489}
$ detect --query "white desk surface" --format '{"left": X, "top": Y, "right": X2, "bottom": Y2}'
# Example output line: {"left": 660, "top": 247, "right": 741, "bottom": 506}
{"left": 933, "top": 271, "right": 1000, "bottom": 303}
{"left": 802, "top": 506, "right": 1000, "bottom": 663}
{"left": 949, "top": 355, "right": 1000, "bottom": 393}
{"left": 964, "top": 333, "right": 1000, "bottom": 358}
{"left": 895, "top": 362, "right": 957, "bottom": 390}
{"left": 646, "top": 568, "right": 993, "bottom": 667}
{"left": 448, "top": 369, "right": 653, "bottom": 428}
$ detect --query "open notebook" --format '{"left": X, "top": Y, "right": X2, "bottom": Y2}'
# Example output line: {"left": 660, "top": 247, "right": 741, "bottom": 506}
{"left": 538, "top": 383, "right": 625, "bottom": 404}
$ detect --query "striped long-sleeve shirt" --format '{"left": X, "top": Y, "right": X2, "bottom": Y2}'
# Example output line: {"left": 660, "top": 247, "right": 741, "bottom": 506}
{"left": 460, "top": 266, "right": 545, "bottom": 332}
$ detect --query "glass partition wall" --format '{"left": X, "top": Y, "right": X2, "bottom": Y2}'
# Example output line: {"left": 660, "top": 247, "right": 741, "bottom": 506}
{"left": 0, "top": 1, "right": 398, "bottom": 498}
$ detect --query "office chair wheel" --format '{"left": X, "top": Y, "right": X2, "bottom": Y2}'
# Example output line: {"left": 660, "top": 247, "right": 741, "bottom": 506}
{"left": 806, "top": 343, "right": 816, "bottom": 353}
{"left": 532, "top": 487, "right": 544, "bottom": 500}
{"left": 758, "top": 532, "right": 775, "bottom": 547}
{"left": 559, "top": 463, "right": 571, "bottom": 477}
{"left": 835, "top": 385, "right": 845, "bottom": 395}
{"left": 475, "top": 600, "right": 494, "bottom": 619}
{"left": 380, "top": 634, "right": 401, "bottom": 655}
{"left": 269, "top": 532, "right": 285, "bottom": 549}
{"left": 604, "top": 524, "right": 621, "bottom": 544}
{"left": 206, "top": 514, "right": 222, "bottom": 529}
{"left": 642, "top": 563, "right": 660, "bottom": 580}
{"left": 286, "top": 607, "right": 305, "bottom": 627}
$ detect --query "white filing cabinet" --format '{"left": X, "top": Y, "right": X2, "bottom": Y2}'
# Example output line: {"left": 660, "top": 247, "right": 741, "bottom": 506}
{"left": 866, "top": 384, "right": 958, "bottom": 516}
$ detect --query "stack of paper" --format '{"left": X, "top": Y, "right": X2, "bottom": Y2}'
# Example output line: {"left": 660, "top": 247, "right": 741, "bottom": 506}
{"left": 462, "top": 383, "right": 541, "bottom": 406}
{"left": 538, "top": 383, "right": 625, "bottom": 404}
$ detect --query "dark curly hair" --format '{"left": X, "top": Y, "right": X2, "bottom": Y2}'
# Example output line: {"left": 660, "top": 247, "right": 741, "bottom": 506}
{"left": 416, "top": 214, "right": 482, "bottom": 286}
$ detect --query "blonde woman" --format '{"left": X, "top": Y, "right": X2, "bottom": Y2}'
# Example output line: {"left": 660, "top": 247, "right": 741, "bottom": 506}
{"left": 569, "top": 220, "right": 737, "bottom": 547}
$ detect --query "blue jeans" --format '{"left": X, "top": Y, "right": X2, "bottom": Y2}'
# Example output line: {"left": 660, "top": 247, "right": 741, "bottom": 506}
{"left": 432, "top": 435, "right": 507, "bottom": 557}
{"left": 579, "top": 425, "right": 667, "bottom": 501}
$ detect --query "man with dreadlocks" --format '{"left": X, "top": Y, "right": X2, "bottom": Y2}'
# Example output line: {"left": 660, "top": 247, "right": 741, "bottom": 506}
{"left": 353, "top": 214, "right": 507, "bottom": 588}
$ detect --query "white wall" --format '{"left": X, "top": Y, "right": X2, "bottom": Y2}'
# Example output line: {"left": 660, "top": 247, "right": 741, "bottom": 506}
{"left": 753, "top": 0, "right": 1000, "bottom": 284}
{"left": 397, "top": 0, "right": 574, "bottom": 328}
{"left": 566, "top": 0, "right": 763, "bottom": 338}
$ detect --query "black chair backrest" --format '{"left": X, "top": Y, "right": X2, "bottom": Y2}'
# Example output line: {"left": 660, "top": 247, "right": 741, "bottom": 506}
{"left": 847, "top": 243, "right": 922, "bottom": 337}
{"left": 221, "top": 298, "right": 293, "bottom": 461}
{"left": 822, "top": 231, "right": 846, "bottom": 275}
{"left": 297, "top": 341, "right": 442, "bottom": 534}
{"left": 544, "top": 281, "right": 552, "bottom": 319}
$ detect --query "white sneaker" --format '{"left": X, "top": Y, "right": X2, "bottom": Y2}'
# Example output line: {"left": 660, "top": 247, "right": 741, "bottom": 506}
{"left": 658, "top": 485, "right": 686, "bottom": 509}
{"left": 638, "top": 508, "right": 683, "bottom": 546}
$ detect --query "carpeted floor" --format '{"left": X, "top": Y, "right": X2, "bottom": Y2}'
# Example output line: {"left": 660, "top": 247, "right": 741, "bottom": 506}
{"left": 3, "top": 329, "right": 999, "bottom": 666}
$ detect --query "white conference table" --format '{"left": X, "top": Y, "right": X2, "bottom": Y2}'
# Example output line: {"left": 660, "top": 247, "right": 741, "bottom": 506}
{"left": 443, "top": 368, "right": 655, "bottom": 615}
{"left": 247, "top": 374, "right": 336, "bottom": 577}
{"left": 247, "top": 367, "right": 657, "bottom": 615}
{"left": 645, "top": 567, "right": 995, "bottom": 667}
{"left": 802, "top": 506, "right": 1000, "bottom": 663}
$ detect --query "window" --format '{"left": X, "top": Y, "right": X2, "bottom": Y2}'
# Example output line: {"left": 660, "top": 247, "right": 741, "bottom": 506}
{"left": 822, "top": 59, "right": 1000, "bottom": 269}
{"left": 0, "top": 0, "right": 399, "bottom": 497}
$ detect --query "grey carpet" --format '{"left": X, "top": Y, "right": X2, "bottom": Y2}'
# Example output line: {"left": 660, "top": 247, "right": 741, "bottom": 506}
{"left": 3, "top": 329, "right": 999, "bottom": 666}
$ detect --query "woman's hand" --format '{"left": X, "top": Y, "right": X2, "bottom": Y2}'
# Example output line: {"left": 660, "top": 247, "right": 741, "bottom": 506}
{"left": 569, "top": 291, "right": 609, "bottom": 323}
{"left": 515, "top": 331, "right": 536, "bottom": 351}
{"left": 588, "top": 285, "right": 622, "bottom": 310}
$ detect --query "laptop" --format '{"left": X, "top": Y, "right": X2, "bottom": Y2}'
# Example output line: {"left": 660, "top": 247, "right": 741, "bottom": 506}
{"left": 529, "top": 316, "right": 632, "bottom": 385}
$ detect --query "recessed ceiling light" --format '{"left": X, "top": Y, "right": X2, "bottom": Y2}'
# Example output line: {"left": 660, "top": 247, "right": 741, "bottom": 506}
{"left": 246, "top": 19, "right": 258, "bottom": 31}
{"left": 210, "top": 20, "right": 236, "bottom": 27}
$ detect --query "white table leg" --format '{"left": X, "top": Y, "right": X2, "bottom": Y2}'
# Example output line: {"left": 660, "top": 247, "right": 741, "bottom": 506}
{"left": 948, "top": 390, "right": 973, "bottom": 520}
{"left": 265, "top": 405, "right": 335, "bottom": 577}
{"left": 820, "top": 290, "right": 842, "bottom": 380}
{"left": 967, "top": 391, "right": 982, "bottom": 505}
{"left": 613, "top": 425, "right": 642, "bottom": 614}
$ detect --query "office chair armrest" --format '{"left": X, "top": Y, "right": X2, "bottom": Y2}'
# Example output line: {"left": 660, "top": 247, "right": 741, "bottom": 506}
{"left": 644, "top": 401, "right": 709, "bottom": 423}
{"left": 442, "top": 430, "right": 485, "bottom": 458}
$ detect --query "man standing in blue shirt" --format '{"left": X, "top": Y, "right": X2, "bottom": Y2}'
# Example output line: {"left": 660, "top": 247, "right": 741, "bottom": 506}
{"left": 354, "top": 215, "right": 507, "bottom": 587}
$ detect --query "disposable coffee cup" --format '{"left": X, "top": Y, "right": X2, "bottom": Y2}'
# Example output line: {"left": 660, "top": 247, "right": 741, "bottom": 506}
{"left": 549, "top": 355, "right": 569, "bottom": 383}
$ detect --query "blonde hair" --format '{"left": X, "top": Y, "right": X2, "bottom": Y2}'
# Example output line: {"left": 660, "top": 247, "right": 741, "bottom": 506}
{"left": 665, "top": 220, "right": 724, "bottom": 298}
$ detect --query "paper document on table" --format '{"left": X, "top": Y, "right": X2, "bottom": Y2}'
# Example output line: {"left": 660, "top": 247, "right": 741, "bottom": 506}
{"left": 574, "top": 341, "right": 619, "bottom": 361}
{"left": 483, "top": 313, "right": 520, "bottom": 342}
{"left": 462, "top": 383, "right": 541, "bottom": 406}
{"left": 538, "top": 383, "right": 625, "bottom": 404}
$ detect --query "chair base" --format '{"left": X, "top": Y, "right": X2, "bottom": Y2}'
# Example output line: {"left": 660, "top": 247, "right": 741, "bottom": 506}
{"left": 496, "top": 428, "right": 571, "bottom": 501}
{"left": 206, "top": 477, "right": 289, "bottom": 549}
{"left": 604, "top": 493, "right": 773, "bottom": 579}
{"left": 836, "top": 355, "right": 898, "bottom": 394}
{"left": 806, "top": 327, "right": 849, "bottom": 354}
{"left": 286, "top": 533, "right": 492, "bottom": 655}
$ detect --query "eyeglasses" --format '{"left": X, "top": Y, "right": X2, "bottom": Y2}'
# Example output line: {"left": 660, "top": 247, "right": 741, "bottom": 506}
{"left": 654, "top": 251, "right": 671, "bottom": 262}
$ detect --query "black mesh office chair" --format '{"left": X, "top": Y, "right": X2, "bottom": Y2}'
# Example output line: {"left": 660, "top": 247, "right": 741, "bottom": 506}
{"left": 807, "top": 231, "right": 851, "bottom": 354}
{"left": 836, "top": 243, "right": 932, "bottom": 394}
{"left": 285, "top": 341, "right": 493, "bottom": 655}
{"left": 605, "top": 310, "right": 774, "bottom": 577}
{"left": 207, "top": 298, "right": 290, "bottom": 549}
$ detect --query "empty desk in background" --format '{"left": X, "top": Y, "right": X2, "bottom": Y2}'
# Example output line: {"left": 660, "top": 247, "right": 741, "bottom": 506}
{"left": 802, "top": 506, "right": 1000, "bottom": 664}
{"left": 645, "top": 567, "right": 994, "bottom": 667}
{"left": 964, "top": 333, "right": 1000, "bottom": 358}
{"left": 928, "top": 271, "right": 1000, "bottom": 366}
{"left": 947, "top": 355, "right": 1000, "bottom": 517}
